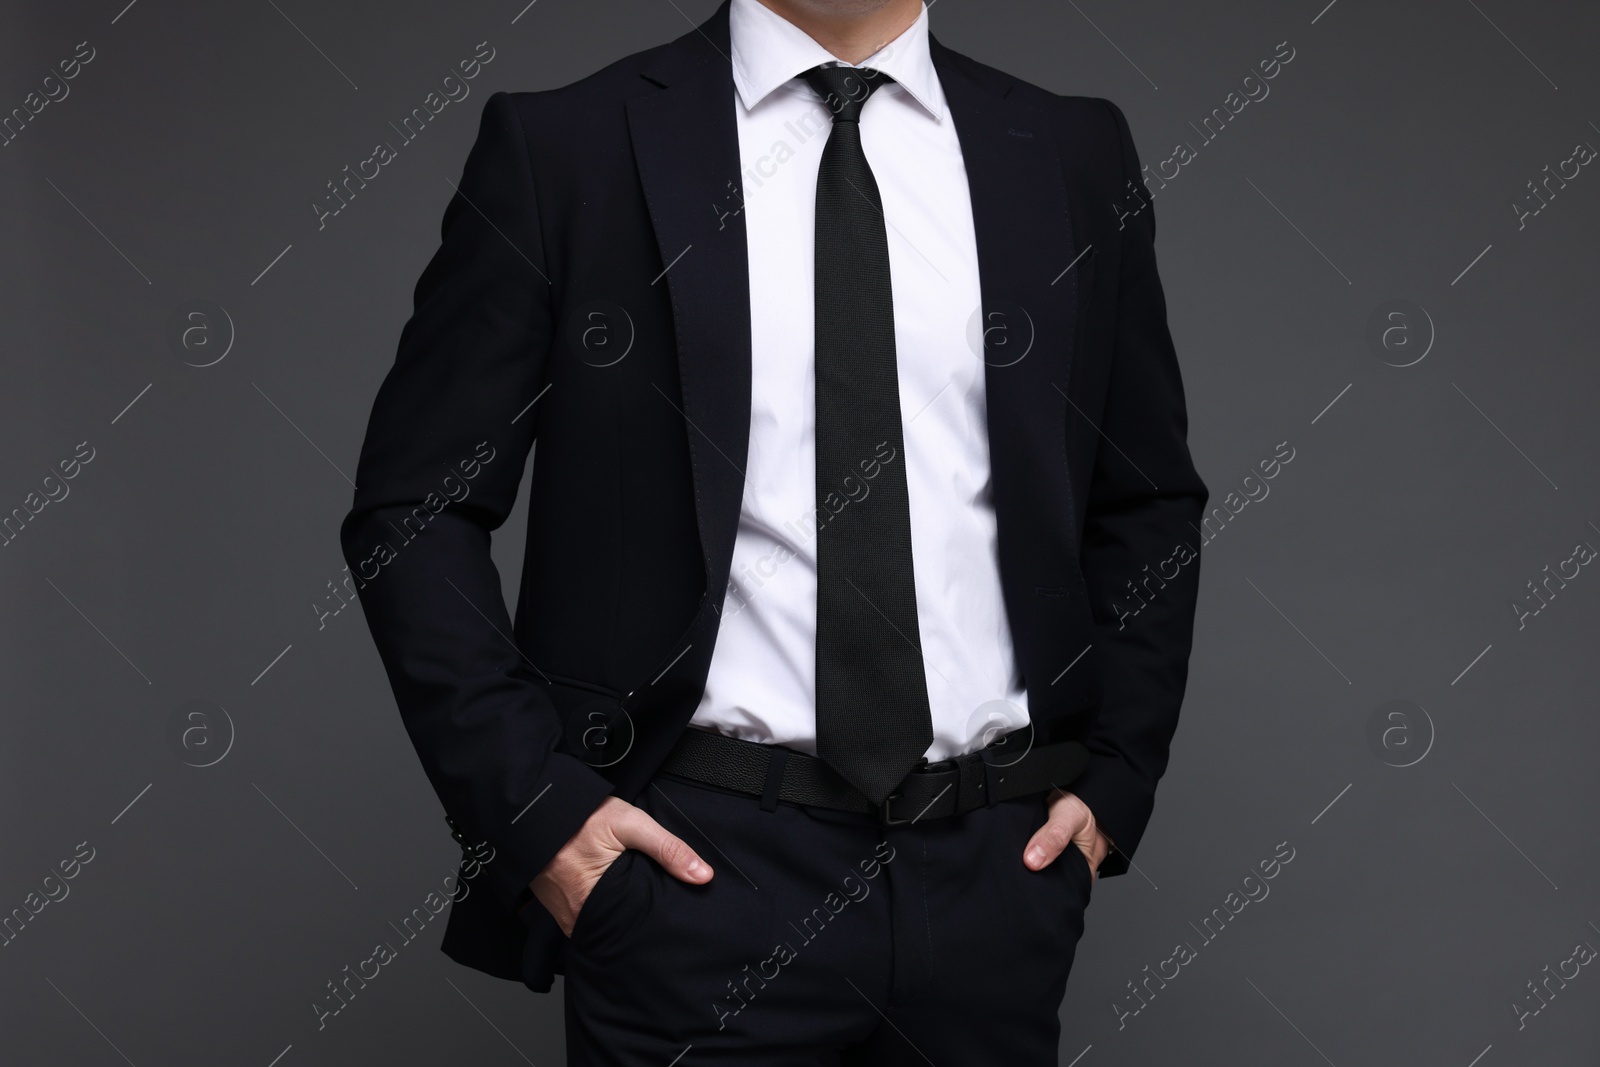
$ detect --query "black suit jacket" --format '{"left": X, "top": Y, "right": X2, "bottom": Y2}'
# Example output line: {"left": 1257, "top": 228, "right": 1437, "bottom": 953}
{"left": 343, "top": 1, "right": 1207, "bottom": 992}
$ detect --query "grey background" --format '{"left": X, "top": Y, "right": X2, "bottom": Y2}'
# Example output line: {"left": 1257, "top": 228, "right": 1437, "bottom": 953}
{"left": 3, "top": 0, "right": 1596, "bottom": 1063}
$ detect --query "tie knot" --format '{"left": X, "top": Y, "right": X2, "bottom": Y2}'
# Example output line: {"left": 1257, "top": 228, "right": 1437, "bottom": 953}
{"left": 802, "top": 64, "right": 892, "bottom": 123}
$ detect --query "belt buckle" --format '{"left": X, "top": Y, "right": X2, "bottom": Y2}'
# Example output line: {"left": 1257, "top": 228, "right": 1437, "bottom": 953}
{"left": 878, "top": 790, "right": 911, "bottom": 827}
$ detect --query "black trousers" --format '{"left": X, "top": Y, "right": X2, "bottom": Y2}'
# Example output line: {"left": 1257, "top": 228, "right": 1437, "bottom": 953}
{"left": 562, "top": 771, "right": 1093, "bottom": 1065}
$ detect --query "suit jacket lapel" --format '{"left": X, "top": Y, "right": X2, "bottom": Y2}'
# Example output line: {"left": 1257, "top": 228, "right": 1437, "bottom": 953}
{"left": 623, "top": 12, "right": 1094, "bottom": 718}
{"left": 612, "top": 5, "right": 753, "bottom": 763}
{"left": 626, "top": 3, "right": 751, "bottom": 610}
{"left": 932, "top": 37, "right": 1094, "bottom": 713}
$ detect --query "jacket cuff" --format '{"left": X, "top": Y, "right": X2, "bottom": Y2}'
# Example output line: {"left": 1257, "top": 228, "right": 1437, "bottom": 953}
{"left": 480, "top": 752, "right": 616, "bottom": 911}
{"left": 1065, "top": 752, "right": 1154, "bottom": 879}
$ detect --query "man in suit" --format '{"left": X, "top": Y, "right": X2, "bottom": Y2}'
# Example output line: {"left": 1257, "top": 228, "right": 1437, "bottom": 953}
{"left": 343, "top": 0, "right": 1206, "bottom": 1061}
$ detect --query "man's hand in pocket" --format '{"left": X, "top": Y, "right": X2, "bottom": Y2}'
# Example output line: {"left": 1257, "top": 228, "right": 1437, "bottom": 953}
{"left": 1023, "top": 789, "right": 1109, "bottom": 879}
{"left": 529, "top": 795, "right": 714, "bottom": 936}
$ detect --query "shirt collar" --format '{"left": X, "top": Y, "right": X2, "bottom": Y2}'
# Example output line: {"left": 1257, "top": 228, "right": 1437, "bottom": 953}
{"left": 729, "top": 0, "right": 942, "bottom": 121}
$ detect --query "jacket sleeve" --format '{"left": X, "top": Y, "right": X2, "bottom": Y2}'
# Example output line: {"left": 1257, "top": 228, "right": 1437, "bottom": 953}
{"left": 340, "top": 91, "right": 615, "bottom": 910}
{"left": 1066, "top": 98, "right": 1209, "bottom": 878}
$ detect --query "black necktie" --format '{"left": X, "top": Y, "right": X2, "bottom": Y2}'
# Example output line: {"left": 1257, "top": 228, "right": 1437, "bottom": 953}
{"left": 803, "top": 64, "right": 933, "bottom": 805}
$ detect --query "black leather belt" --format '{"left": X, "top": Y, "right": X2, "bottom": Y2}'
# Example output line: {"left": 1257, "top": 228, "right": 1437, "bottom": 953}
{"left": 660, "top": 725, "right": 1090, "bottom": 826}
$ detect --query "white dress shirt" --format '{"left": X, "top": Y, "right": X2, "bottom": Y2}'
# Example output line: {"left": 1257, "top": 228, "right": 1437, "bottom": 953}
{"left": 690, "top": 0, "right": 1030, "bottom": 761}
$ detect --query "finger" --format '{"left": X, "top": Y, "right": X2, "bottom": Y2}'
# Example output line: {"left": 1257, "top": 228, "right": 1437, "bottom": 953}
{"left": 614, "top": 808, "right": 713, "bottom": 884}
{"left": 1023, "top": 812, "right": 1078, "bottom": 870}
{"left": 1090, "top": 833, "right": 1110, "bottom": 872}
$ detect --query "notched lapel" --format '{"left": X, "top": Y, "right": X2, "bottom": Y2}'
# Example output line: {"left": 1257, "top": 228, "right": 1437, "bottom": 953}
{"left": 933, "top": 38, "right": 1093, "bottom": 714}
{"left": 625, "top": 14, "right": 752, "bottom": 611}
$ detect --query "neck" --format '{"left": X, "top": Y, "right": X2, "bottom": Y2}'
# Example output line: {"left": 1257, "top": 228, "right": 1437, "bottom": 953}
{"left": 754, "top": 0, "right": 922, "bottom": 64}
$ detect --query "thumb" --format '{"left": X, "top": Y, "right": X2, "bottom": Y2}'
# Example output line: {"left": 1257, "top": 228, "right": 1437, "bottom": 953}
{"left": 613, "top": 808, "right": 713, "bottom": 885}
{"left": 1070, "top": 816, "right": 1099, "bottom": 857}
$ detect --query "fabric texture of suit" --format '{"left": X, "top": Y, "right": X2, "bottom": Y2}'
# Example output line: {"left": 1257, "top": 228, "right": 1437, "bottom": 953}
{"left": 342, "top": 0, "right": 1208, "bottom": 993}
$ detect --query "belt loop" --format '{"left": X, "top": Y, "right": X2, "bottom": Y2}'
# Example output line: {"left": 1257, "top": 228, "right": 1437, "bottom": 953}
{"left": 759, "top": 746, "right": 789, "bottom": 812}
{"left": 979, "top": 746, "right": 1004, "bottom": 807}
